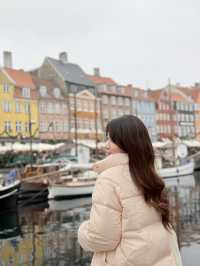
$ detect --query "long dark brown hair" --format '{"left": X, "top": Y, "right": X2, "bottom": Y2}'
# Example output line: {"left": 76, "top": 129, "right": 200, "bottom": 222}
{"left": 106, "top": 115, "right": 171, "bottom": 230}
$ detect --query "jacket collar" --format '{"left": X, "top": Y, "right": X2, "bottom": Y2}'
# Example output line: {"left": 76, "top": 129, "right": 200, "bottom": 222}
{"left": 93, "top": 153, "right": 128, "bottom": 174}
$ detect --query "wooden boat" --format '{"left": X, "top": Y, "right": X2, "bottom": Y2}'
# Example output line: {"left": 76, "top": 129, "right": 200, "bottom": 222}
{"left": 48, "top": 166, "right": 97, "bottom": 199}
{"left": 48, "top": 177, "right": 96, "bottom": 200}
{"left": 17, "top": 163, "right": 63, "bottom": 204}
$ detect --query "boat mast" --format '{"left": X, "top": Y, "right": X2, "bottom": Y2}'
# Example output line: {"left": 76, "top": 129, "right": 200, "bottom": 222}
{"left": 168, "top": 78, "right": 176, "bottom": 165}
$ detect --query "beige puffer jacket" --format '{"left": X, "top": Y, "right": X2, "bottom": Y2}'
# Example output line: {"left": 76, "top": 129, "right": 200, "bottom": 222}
{"left": 78, "top": 153, "right": 182, "bottom": 266}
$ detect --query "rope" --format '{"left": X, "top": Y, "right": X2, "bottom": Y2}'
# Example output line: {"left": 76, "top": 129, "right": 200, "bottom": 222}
{"left": 18, "top": 186, "right": 48, "bottom": 208}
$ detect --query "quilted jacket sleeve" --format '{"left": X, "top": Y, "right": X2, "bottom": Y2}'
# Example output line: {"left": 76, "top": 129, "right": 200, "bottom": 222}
{"left": 78, "top": 177, "right": 122, "bottom": 252}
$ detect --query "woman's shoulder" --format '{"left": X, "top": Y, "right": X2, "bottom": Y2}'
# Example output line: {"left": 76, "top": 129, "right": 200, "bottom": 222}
{"left": 98, "top": 165, "right": 140, "bottom": 197}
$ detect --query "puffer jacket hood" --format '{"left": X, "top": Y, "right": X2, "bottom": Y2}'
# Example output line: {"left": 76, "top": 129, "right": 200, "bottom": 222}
{"left": 78, "top": 153, "right": 182, "bottom": 266}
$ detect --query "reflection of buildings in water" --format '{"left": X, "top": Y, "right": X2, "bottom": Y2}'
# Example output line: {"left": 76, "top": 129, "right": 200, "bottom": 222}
{"left": 41, "top": 205, "right": 92, "bottom": 265}
{"left": 169, "top": 183, "right": 200, "bottom": 249}
{"left": 3, "top": 182, "right": 200, "bottom": 266}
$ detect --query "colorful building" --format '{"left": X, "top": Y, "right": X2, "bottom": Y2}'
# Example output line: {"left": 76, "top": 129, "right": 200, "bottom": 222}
{"left": 0, "top": 67, "right": 39, "bottom": 141}
{"left": 32, "top": 76, "right": 69, "bottom": 141}
{"left": 125, "top": 85, "right": 157, "bottom": 141}
{"left": 37, "top": 52, "right": 97, "bottom": 141}
{"left": 88, "top": 68, "right": 132, "bottom": 130}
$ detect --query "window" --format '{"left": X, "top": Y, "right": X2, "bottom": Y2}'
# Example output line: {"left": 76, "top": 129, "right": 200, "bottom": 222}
{"left": 118, "top": 97, "right": 123, "bottom": 106}
{"left": 40, "top": 102, "right": 46, "bottom": 113}
{"left": 63, "top": 122, "right": 68, "bottom": 132}
{"left": 39, "top": 86, "right": 47, "bottom": 97}
{"left": 3, "top": 101, "right": 11, "bottom": 112}
{"left": 125, "top": 98, "right": 130, "bottom": 106}
{"left": 48, "top": 103, "right": 53, "bottom": 113}
{"left": 53, "top": 88, "right": 61, "bottom": 98}
{"left": 3, "top": 83, "right": 10, "bottom": 93}
{"left": 15, "top": 101, "right": 21, "bottom": 113}
{"left": 40, "top": 121, "right": 46, "bottom": 132}
{"left": 4, "top": 121, "right": 11, "bottom": 132}
{"left": 89, "top": 101, "right": 94, "bottom": 111}
{"left": 83, "top": 100, "right": 88, "bottom": 111}
{"left": 55, "top": 103, "right": 60, "bottom": 113}
{"left": 22, "top": 88, "right": 31, "bottom": 98}
{"left": 16, "top": 121, "right": 22, "bottom": 132}
{"left": 111, "top": 96, "right": 116, "bottom": 105}
{"left": 102, "top": 95, "right": 108, "bottom": 104}
{"left": 24, "top": 102, "right": 30, "bottom": 113}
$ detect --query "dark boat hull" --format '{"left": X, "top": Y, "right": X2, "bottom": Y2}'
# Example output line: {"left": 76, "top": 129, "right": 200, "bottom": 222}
{"left": 0, "top": 181, "right": 20, "bottom": 212}
{"left": 18, "top": 181, "right": 49, "bottom": 204}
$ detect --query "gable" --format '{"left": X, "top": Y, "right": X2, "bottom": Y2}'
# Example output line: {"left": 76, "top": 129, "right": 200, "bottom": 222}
{"left": 77, "top": 89, "right": 95, "bottom": 99}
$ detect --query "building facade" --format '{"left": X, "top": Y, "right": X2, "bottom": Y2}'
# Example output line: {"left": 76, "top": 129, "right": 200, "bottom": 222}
{"left": 32, "top": 76, "right": 69, "bottom": 141}
{"left": 125, "top": 85, "right": 157, "bottom": 141}
{"left": 69, "top": 90, "right": 103, "bottom": 140}
{"left": 150, "top": 88, "right": 176, "bottom": 140}
{"left": 0, "top": 67, "right": 39, "bottom": 142}
{"left": 88, "top": 69, "right": 132, "bottom": 130}
{"left": 37, "top": 52, "right": 97, "bottom": 141}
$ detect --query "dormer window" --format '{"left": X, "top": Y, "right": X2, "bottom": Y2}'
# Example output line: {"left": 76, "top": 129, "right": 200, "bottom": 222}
{"left": 40, "top": 86, "right": 47, "bottom": 97}
{"left": 53, "top": 88, "right": 61, "bottom": 98}
{"left": 22, "top": 87, "right": 30, "bottom": 98}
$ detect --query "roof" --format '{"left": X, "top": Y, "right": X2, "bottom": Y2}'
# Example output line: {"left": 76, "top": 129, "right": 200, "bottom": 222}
{"left": 4, "top": 68, "right": 35, "bottom": 89}
{"left": 32, "top": 75, "right": 59, "bottom": 89}
{"left": 87, "top": 74, "right": 116, "bottom": 85}
{"left": 149, "top": 89, "right": 162, "bottom": 101}
{"left": 31, "top": 76, "right": 64, "bottom": 99}
{"left": 178, "top": 86, "right": 200, "bottom": 101}
{"left": 46, "top": 57, "right": 94, "bottom": 87}
{"left": 126, "top": 85, "right": 155, "bottom": 102}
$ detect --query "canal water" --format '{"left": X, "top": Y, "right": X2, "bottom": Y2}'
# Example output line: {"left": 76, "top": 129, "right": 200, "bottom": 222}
{"left": 0, "top": 173, "right": 200, "bottom": 266}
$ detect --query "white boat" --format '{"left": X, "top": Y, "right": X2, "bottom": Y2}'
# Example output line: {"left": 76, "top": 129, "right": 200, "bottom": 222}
{"left": 48, "top": 179, "right": 95, "bottom": 200}
{"left": 157, "top": 160, "right": 194, "bottom": 179}
{"left": 0, "top": 180, "right": 21, "bottom": 211}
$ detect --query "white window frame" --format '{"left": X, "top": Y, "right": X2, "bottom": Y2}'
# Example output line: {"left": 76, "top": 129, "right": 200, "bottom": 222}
{"left": 24, "top": 102, "right": 30, "bottom": 113}
{"left": 16, "top": 121, "right": 22, "bottom": 132}
{"left": 15, "top": 101, "right": 21, "bottom": 113}
{"left": 3, "top": 101, "right": 11, "bottom": 112}
{"left": 4, "top": 121, "right": 12, "bottom": 132}
{"left": 22, "top": 87, "right": 31, "bottom": 98}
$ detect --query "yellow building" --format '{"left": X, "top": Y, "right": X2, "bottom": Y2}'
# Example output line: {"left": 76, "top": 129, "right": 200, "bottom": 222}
{"left": 0, "top": 67, "right": 39, "bottom": 140}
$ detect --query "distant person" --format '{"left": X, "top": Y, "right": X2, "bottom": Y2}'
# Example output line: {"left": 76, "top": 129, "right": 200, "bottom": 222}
{"left": 78, "top": 115, "right": 182, "bottom": 266}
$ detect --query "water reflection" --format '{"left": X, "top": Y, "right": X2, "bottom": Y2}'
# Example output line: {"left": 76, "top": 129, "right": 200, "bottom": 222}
{"left": 0, "top": 175, "right": 200, "bottom": 265}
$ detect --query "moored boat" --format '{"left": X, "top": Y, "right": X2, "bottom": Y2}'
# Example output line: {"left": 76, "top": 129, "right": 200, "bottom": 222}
{"left": 158, "top": 160, "right": 194, "bottom": 179}
{"left": 0, "top": 180, "right": 21, "bottom": 211}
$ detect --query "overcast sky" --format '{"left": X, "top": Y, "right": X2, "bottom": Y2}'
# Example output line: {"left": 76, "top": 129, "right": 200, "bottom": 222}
{"left": 1, "top": 0, "right": 200, "bottom": 89}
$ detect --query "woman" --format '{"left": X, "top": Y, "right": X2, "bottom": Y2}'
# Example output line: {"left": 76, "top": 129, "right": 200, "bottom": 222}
{"left": 78, "top": 115, "right": 182, "bottom": 266}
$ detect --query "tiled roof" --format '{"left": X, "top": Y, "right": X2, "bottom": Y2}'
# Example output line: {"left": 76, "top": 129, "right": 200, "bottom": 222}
{"left": 148, "top": 89, "right": 162, "bottom": 101}
{"left": 47, "top": 57, "right": 94, "bottom": 87}
{"left": 4, "top": 68, "right": 35, "bottom": 89}
{"left": 31, "top": 76, "right": 64, "bottom": 99}
{"left": 87, "top": 75, "right": 116, "bottom": 85}
{"left": 126, "top": 85, "right": 155, "bottom": 101}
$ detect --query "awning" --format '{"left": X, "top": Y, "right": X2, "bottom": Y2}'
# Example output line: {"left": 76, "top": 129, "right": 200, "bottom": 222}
{"left": 182, "top": 140, "right": 200, "bottom": 148}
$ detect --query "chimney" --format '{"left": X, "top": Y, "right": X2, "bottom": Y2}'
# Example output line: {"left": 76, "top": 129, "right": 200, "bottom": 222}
{"left": 59, "top": 52, "right": 68, "bottom": 64}
{"left": 3, "top": 51, "right": 13, "bottom": 68}
{"left": 94, "top": 67, "right": 100, "bottom": 77}
{"left": 194, "top": 82, "right": 200, "bottom": 87}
